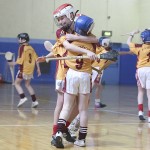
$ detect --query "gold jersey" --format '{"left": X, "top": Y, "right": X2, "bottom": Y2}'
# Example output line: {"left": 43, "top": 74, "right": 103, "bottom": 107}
{"left": 52, "top": 40, "right": 68, "bottom": 80}
{"left": 129, "top": 43, "right": 150, "bottom": 68}
{"left": 92, "top": 46, "right": 115, "bottom": 71}
{"left": 58, "top": 36, "right": 95, "bottom": 74}
{"left": 16, "top": 44, "right": 38, "bottom": 75}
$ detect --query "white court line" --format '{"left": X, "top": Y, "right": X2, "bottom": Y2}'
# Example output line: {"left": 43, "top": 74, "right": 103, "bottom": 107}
{"left": 0, "top": 108, "right": 146, "bottom": 127}
{"left": 0, "top": 107, "right": 139, "bottom": 117}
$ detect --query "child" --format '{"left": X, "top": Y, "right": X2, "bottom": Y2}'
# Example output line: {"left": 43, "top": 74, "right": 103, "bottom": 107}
{"left": 9, "top": 33, "right": 41, "bottom": 108}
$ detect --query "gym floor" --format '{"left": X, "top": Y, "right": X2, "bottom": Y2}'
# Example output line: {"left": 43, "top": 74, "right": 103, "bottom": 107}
{"left": 0, "top": 83, "right": 150, "bottom": 150}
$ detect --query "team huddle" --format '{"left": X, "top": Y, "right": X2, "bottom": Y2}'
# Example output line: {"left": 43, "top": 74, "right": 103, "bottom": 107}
{"left": 7, "top": 3, "right": 150, "bottom": 149}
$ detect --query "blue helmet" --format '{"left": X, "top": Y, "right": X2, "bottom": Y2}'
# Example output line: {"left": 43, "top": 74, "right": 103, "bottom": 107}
{"left": 74, "top": 15, "right": 94, "bottom": 36}
{"left": 99, "top": 36, "right": 111, "bottom": 47}
{"left": 140, "top": 29, "right": 150, "bottom": 43}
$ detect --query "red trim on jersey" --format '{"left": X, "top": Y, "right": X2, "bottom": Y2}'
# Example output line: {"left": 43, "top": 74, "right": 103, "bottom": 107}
{"left": 135, "top": 44, "right": 142, "bottom": 48}
{"left": 56, "top": 28, "right": 66, "bottom": 38}
{"left": 18, "top": 45, "right": 25, "bottom": 72}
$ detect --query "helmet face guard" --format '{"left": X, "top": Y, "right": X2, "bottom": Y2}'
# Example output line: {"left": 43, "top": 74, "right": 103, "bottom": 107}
{"left": 99, "top": 37, "right": 111, "bottom": 47}
{"left": 140, "top": 29, "right": 150, "bottom": 43}
{"left": 53, "top": 3, "right": 75, "bottom": 27}
{"left": 17, "top": 33, "right": 30, "bottom": 42}
{"left": 74, "top": 15, "right": 94, "bottom": 36}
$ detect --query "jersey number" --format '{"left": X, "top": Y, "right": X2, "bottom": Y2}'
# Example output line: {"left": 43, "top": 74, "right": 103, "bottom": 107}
{"left": 29, "top": 53, "right": 32, "bottom": 63}
{"left": 76, "top": 55, "right": 83, "bottom": 70}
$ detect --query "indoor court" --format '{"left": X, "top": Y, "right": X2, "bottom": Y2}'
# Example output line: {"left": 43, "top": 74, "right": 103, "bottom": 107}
{"left": 0, "top": 0, "right": 150, "bottom": 150}
{"left": 0, "top": 83, "right": 150, "bottom": 150}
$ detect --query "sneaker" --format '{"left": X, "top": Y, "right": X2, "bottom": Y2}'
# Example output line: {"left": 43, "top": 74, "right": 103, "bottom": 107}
{"left": 95, "top": 102, "right": 107, "bottom": 108}
{"left": 68, "top": 127, "right": 78, "bottom": 138}
{"left": 32, "top": 101, "right": 39, "bottom": 108}
{"left": 63, "top": 128, "right": 75, "bottom": 143}
{"left": 55, "top": 131, "right": 64, "bottom": 148}
{"left": 17, "top": 97, "right": 28, "bottom": 107}
{"left": 138, "top": 111, "right": 146, "bottom": 121}
{"left": 68, "top": 125, "right": 79, "bottom": 138}
{"left": 51, "top": 135, "right": 56, "bottom": 146}
{"left": 74, "top": 139, "right": 86, "bottom": 147}
{"left": 68, "top": 117, "right": 80, "bottom": 138}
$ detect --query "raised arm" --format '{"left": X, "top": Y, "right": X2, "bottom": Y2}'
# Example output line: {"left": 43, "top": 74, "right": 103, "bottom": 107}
{"left": 127, "top": 29, "right": 140, "bottom": 45}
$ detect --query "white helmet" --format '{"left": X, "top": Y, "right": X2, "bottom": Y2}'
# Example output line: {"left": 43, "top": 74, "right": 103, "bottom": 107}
{"left": 53, "top": 3, "right": 75, "bottom": 26}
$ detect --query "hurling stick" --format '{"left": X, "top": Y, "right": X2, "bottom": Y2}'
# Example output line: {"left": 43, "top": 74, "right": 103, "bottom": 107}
{"left": 5, "top": 52, "right": 15, "bottom": 85}
{"left": 44, "top": 41, "right": 54, "bottom": 52}
{"left": 121, "top": 29, "right": 140, "bottom": 36}
{"left": 10, "top": 65, "right": 15, "bottom": 85}
{"left": 45, "top": 55, "right": 89, "bottom": 62}
{"left": 45, "top": 50, "right": 118, "bottom": 62}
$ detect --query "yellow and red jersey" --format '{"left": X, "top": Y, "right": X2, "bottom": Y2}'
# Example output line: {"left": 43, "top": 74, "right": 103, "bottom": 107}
{"left": 92, "top": 46, "right": 115, "bottom": 71}
{"left": 52, "top": 38, "right": 68, "bottom": 80}
{"left": 58, "top": 35, "right": 96, "bottom": 74}
{"left": 129, "top": 43, "right": 150, "bottom": 68}
{"left": 16, "top": 44, "right": 38, "bottom": 75}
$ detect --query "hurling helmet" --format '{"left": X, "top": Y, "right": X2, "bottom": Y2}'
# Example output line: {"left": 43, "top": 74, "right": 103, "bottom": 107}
{"left": 74, "top": 15, "right": 94, "bottom": 36}
{"left": 140, "top": 29, "right": 150, "bottom": 43}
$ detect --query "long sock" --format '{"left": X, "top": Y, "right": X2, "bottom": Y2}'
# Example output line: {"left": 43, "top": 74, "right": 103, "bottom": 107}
{"left": 20, "top": 93, "right": 25, "bottom": 99}
{"left": 148, "top": 110, "right": 150, "bottom": 117}
{"left": 78, "top": 126, "right": 88, "bottom": 140}
{"left": 57, "top": 119, "right": 66, "bottom": 133}
{"left": 66, "top": 121, "right": 70, "bottom": 128}
{"left": 53, "top": 125, "right": 58, "bottom": 135}
{"left": 95, "top": 99, "right": 100, "bottom": 104}
{"left": 138, "top": 104, "right": 143, "bottom": 111}
{"left": 31, "top": 94, "right": 36, "bottom": 102}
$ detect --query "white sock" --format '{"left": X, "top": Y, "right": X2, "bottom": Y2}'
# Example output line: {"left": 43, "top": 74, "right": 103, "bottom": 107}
{"left": 138, "top": 111, "right": 144, "bottom": 116}
{"left": 95, "top": 99, "right": 100, "bottom": 104}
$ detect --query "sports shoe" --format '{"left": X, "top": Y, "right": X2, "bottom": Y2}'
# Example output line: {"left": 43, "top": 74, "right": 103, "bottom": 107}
{"left": 138, "top": 111, "right": 146, "bottom": 121}
{"left": 63, "top": 128, "right": 75, "bottom": 143}
{"left": 68, "top": 127, "right": 78, "bottom": 138}
{"left": 74, "top": 139, "right": 86, "bottom": 147}
{"left": 95, "top": 102, "right": 107, "bottom": 108}
{"left": 32, "top": 101, "right": 39, "bottom": 108}
{"left": 55, "top": 131, "right": 64, "bottom": 148}
{"left": 68, "top": 116, "right": 80, "bottom": 138}
{"left": 17, "top": 97, "right": 28, "bottom": 107}
{"left": 51, "top": 135, "right": 56, "bottom": 146}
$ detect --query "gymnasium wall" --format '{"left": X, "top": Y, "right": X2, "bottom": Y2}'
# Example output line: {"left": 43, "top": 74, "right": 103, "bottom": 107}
{"left": 0, "top": 0, "right": 146, "bottom": 43}
{"left": 0, "top": 38, "right": 136, "bottom": 85}
{"left": 0, "top": 0, "right": 148, "bottom": 85}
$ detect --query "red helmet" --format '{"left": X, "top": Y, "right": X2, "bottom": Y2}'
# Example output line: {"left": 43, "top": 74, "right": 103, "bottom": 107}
{"left": 53, "top": 3, "right": 75, "bottom": 26}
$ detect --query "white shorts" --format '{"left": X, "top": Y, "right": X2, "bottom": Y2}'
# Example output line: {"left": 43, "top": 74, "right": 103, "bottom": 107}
{"left": 23, "top": 73, "right": 33, "bottom": 80}
{"left": 65, "top": 68, "right": 92, "bottom": 95}
{"left": 137, "top": 67, "right": 150, "bottom": 89}
{"left": 55, "top": 80, "right": 65, "bottom": 92}
{"left": 92, "top": 67, "right": 103, "bottom": 83}
{"left": 16, "top": 70, "right": 33, "bottom": 80}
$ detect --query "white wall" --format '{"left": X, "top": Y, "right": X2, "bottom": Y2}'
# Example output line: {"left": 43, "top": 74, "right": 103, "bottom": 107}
{"left": 0, "top": 0, "right": 148, "bottom": 43}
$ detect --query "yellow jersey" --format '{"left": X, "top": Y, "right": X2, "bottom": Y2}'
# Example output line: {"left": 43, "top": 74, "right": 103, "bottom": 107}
{"left": 16, "top": 44, "right": 38, "bottom": 75}
{"left": 129, "top": 43, "right": 150, "bottom": 68}
{"left": 52, "top": 40, "right": 68, "bottom": 80}
{"left": 58, "top": 36, "right": 96, "bottom": 74}
{"left": 92, "top": 46, "right": 115, "bottom": 72}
